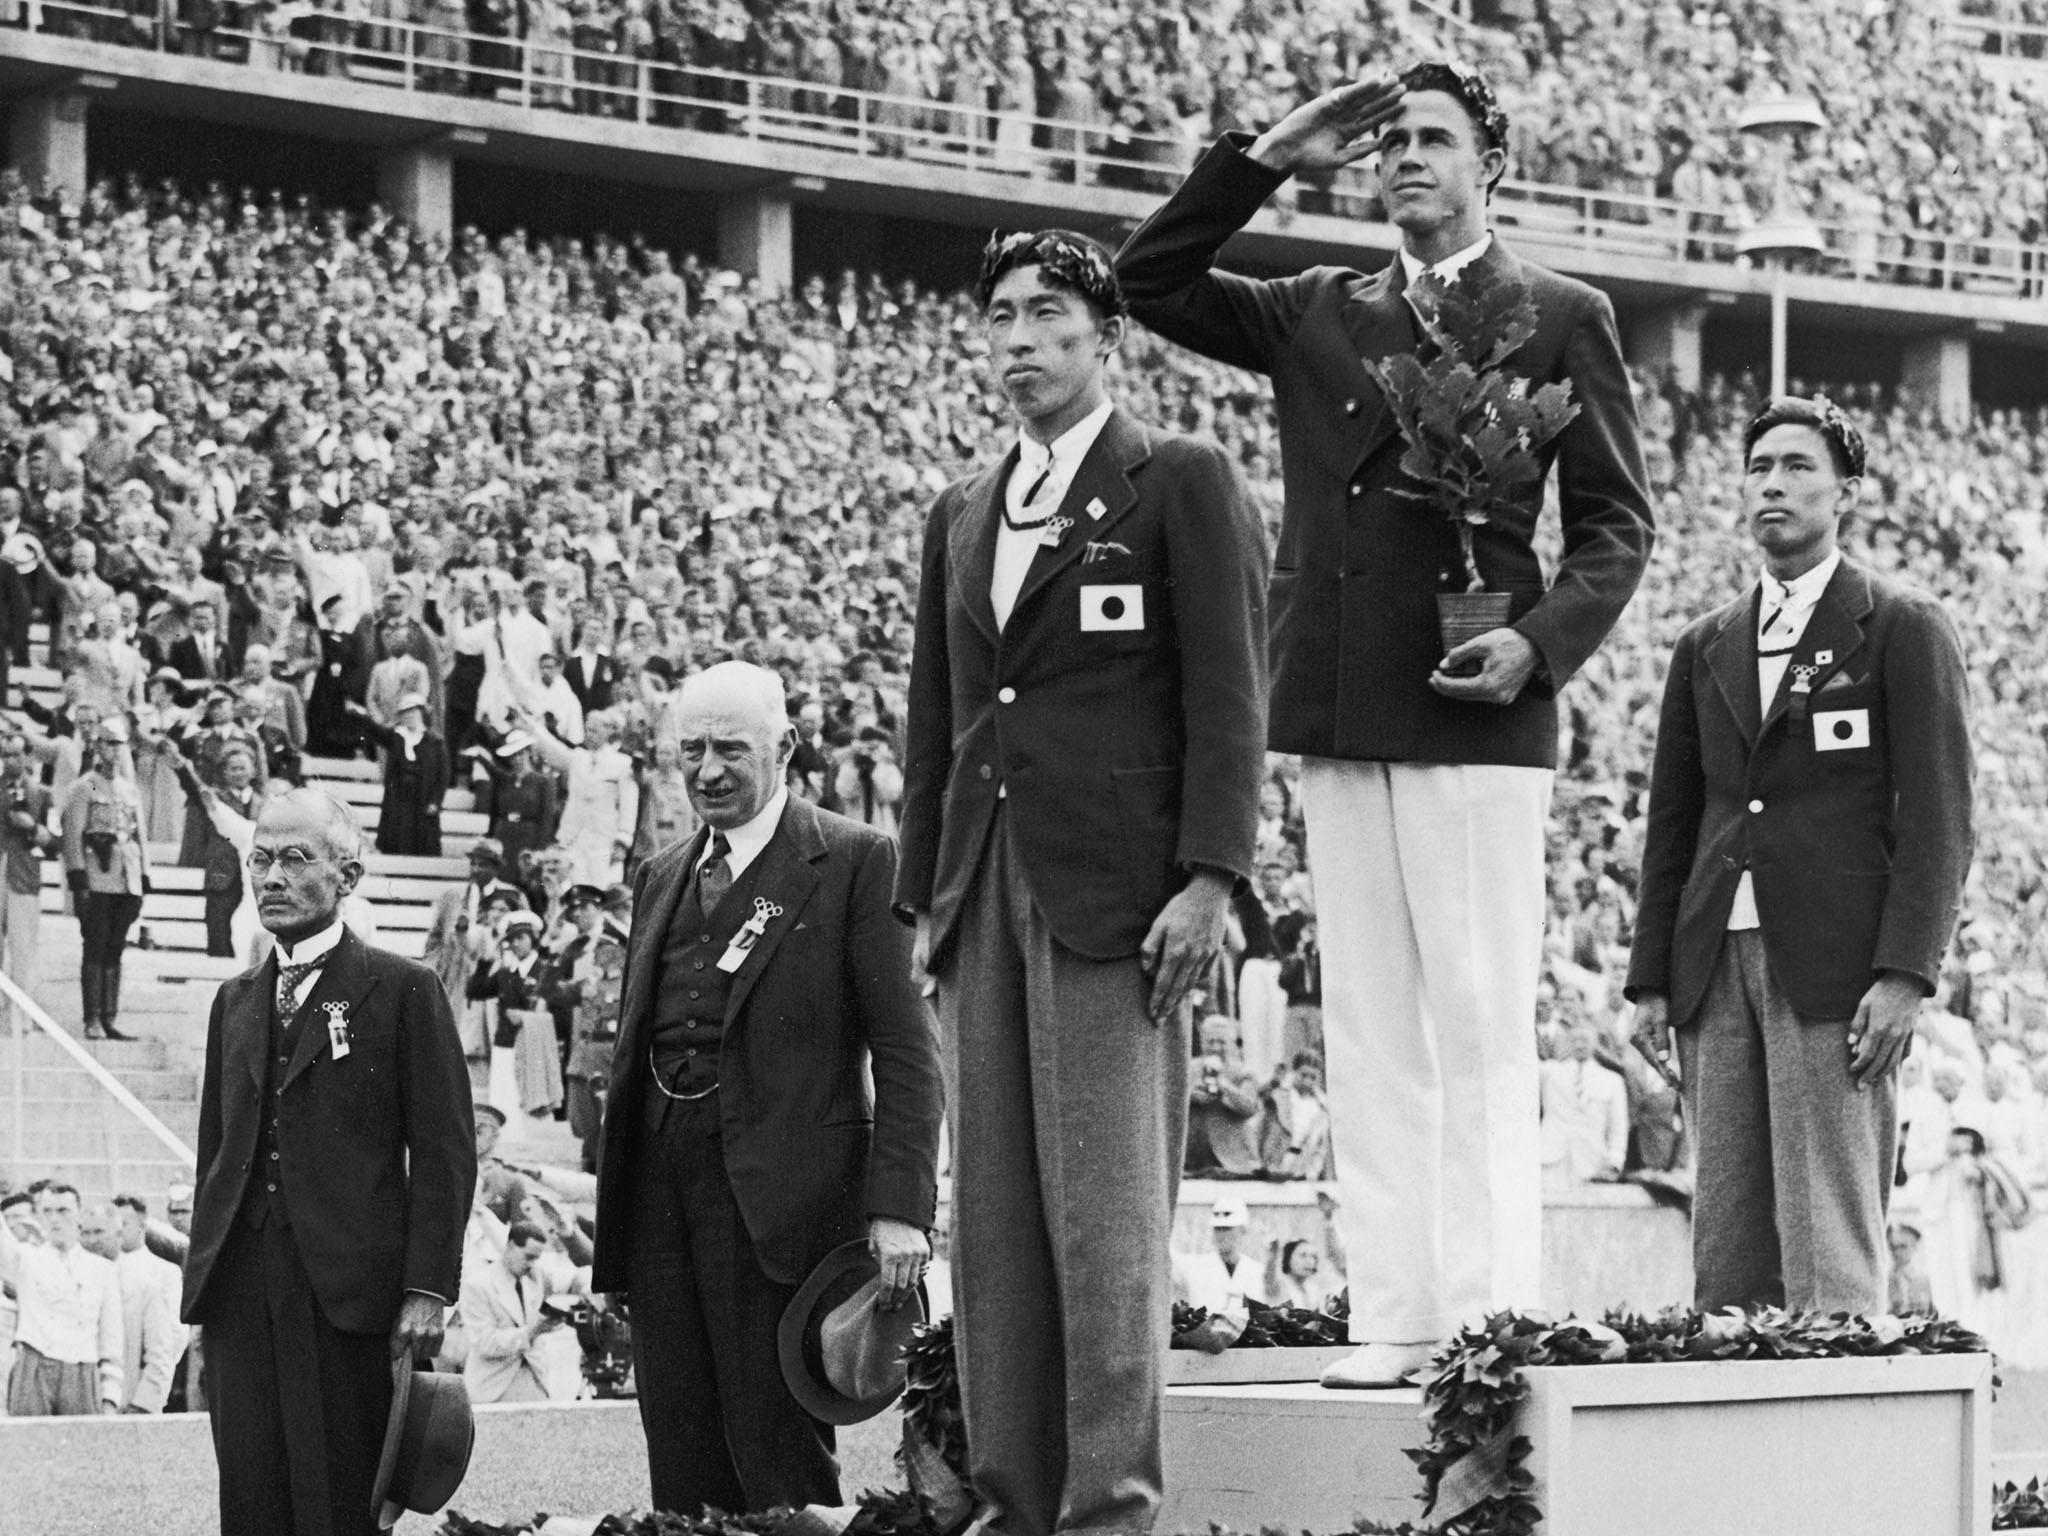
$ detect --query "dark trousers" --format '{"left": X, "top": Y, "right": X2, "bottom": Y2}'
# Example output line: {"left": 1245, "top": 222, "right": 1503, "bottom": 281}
{"left": 206, "top": 878, "right": 242, "bottom": 957}
{"left": 626, "top": 1094, "right": 838, "bottom": 1517}
{"left": 203, "top": 1220, "right": 393, "bottom": 1536}
{"left": 79, "top": 890, "right": 143, "bottom": 966}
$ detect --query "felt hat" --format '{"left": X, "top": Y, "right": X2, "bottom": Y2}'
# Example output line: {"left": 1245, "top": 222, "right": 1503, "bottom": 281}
{"left": 473, "top": 1102, "right": 507, "bottom": 1127}
{"left": 495, "top": 730, "right": 536, "bottom": 757}
{"left": 778, "top": 1239, "right": 927, "bottom": 1427}
{"left": 561, "top": 883, "right": 604, "bottom": 909}
{"left": 2, "top": 534, "right": 44, "bottom": 574}
{"left": 97, "top": 715, "right": 131, "bottom": 745}
{"left": 1209, "top": 1197, "right": 1250, "bottom": 1229}
{"left": 371, "top": 1361, "right": 474, "bottom": 1530}
{"left": 468, "top": 838, "right": 505, "bottom": 864}
{"left": 500, "top": 910, "right": 543, "bottom": 937}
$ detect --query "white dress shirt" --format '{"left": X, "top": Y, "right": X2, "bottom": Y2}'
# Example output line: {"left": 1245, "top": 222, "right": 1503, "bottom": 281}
{"left": 992, "top": 397, "right": 1115, "bottom": 632}
{"left": 274, "top": 917, "right": 347, "bottom": 1014}
{"left": 1398, "top": 232, "right": 1495, "bottom": 287}
{"left": 704, "top": 786, "right": 788, "bottom": 883}
{"left": 0, "top": 1227, "right": 124, "bottom": 1404}
{"left": 1728, "top": 550, "right": 1841, "bottom": 930}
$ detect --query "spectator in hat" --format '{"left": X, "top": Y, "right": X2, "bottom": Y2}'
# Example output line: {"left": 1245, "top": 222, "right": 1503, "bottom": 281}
{"left": 469, "top": 908, "right": 563, "bottom": 1133}
{"left": 132, "top": 669, "right": 194, "bottom": 844}
{"left": 471, "top": 1103, "right": 531, "bottom": 1227}
{"left": 306, "top": 592, "right": 375, "bottom": 758}
{"left": 348, "top": 691, "right": 449, "bottom": 857}
{"left": 478, "top": 730, "right": 559, "bottom": 872}
{"left": 178, "top": 688, "right": 265, "bottom": 864}
{"left": 552, "top": 917, "right": 625, "bottom": 1173}
{"left": 1185, "top": 1014, "right": 1265, "bottom": 1178}
{"left": 1177, "top": 1199, "right": 1266, "bottom": 1322}
{"left": 365, "top": 619, "right": 436, "bottom": 734}
{"left": 61, "top": 716, "right": 150, "bottom": 1041}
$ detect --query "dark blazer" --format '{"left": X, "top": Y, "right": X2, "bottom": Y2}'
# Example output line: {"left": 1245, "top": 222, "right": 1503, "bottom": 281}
{"left": 1626, "top": 559, "right": 1973, "bottom": 1028}
{"left": 894, "top": 406, "right": 1269, "bottom": 964}
{"left": 182, "top": 927, "right": 478, "bottom": 1334}
{"left": 167, "top": 632, "right": 235, "bottom": 684}
{"left": 591, "top": 794, "right": 943, "bottom": 1292}
{"left": 1116, "top": 135, "right": 1653, "bottom": 767}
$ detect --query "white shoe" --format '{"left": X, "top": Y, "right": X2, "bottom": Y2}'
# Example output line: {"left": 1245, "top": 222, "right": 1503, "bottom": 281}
{"left": 1319, "top": 1342, "right": 1437, "bottom": 1389}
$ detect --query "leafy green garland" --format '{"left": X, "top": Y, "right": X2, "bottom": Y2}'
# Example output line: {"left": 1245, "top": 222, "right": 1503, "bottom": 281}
{"left": 1355, "top": 1307, "right": 1992, "bottom": 1536}
{"left": 439, "top": 1306, "right": 2008, "bottom": 1536}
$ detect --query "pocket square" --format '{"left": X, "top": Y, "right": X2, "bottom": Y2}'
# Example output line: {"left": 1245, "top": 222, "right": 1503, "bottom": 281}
{"left": 1818, "top": 670, "right": 1862, "bottom": 692}
{"left": 1082, "top": 540, "right": 1133, "bottom": 565}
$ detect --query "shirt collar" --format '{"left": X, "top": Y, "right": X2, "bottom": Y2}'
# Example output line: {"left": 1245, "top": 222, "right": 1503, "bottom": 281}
{"left": 1761, "top": 549, "right": 1841, "bottom": 611}
{"left": 1014, "top": 397, "right": 1115, "bottom": 478}
{"left": 709, "top": 785, "right": 788, "bottom": 870}
{"left": 275, "top": 918, "right": 345, "bottom": 968}
{"left": 1398, "top": 232, "right": 1494, "bottom": 287}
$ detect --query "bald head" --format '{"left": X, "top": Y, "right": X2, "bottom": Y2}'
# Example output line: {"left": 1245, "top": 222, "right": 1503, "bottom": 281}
{"left": 676, "top": 662, "right": 795, "bottom": 831}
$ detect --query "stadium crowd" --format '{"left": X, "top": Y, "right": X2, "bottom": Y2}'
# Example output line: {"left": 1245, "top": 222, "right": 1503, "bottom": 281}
{"left": 3, "top": 163, "right": 2048, "bottom": 1371}
{"left": 8, "top": 0, "right": 2048, "bottom": 277}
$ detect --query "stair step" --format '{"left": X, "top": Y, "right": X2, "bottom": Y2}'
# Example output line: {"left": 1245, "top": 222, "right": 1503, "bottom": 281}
{"left": 16, "top": 1124, "right": 197, "bottom": 1160}
{"left": 9, "top": 1064, "right": 201, "bottom": 1102}
{"left": 3, "top": 1035, "right": 173, "bottom": 1071}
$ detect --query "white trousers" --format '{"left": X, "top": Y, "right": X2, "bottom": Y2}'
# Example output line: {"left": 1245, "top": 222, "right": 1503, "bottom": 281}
{"left": 1301, "top": 758, "right": 1551, "bottom": 1344}
{"left": 1236, "top": 957, "right": 1287, "bottom": 1079}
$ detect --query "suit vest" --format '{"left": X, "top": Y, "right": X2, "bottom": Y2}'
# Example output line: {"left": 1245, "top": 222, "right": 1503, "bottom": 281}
{"left": 239, "top": 977, "right": 309, "bottom": 1229}
{"left": 643, "top": 851, "right": 769, "bottom": 1116}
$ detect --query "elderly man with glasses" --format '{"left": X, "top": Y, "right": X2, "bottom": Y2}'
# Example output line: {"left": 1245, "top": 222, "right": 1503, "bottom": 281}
{"left": 181, "top": 788, "right": 475, "bottom": 1536}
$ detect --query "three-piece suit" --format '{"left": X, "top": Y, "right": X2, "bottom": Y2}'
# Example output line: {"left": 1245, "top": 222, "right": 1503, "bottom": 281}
{"left": 1627, "top": 557, "right": 1973, "bottom": 1311}
{"left": 896, "top": 403, "right": 1268, "bottom": 1534}
{"left": 592, "top": 793, "right": 942, "bottom": 1516}
{"left": 183, "top": 925, "right": 476, "bottom": 1536}
{"left": 1117, "top": 135, "right": 1653, "bottom": 1346}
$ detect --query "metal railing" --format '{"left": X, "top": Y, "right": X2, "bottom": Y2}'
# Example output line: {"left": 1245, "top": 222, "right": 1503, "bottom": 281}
{"left": 1948, "top": 5, "right": 2048, "bottom": 62}
{"left": 2, "top": 968, "right": 195, "bottom": 1191}
{"left": 6, "top": 0, "right": 2048, "bottom": 300}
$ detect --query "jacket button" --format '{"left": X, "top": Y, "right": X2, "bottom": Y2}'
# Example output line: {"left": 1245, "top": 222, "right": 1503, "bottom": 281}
{"left": 979, "top": 765, "right": 993, "bottom": 781}
{"left": 1748, "top": 799, "right": 1764, "bottom": 814}
{"left": 1344, "top": 398, "right": 1360, "bottom": 417}
{"left": 1349, "top": 483, "right": 1362, "bottom": 497}
{"left": 997, "top": 687, "right": 1016, "bottom": 704}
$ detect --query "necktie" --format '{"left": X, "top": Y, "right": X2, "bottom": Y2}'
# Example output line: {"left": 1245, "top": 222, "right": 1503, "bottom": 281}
{"left": 699, "top": 832, "right": 733, "bottom": 916}
{"left": 1758, "top": 581, "right": 1796, "bottom": 655}
{"left": 1004, "top": 455, "right": 1057, "bottom": 531}
{"left": 275, "top": 954, "right": 328, "bottom": 1025}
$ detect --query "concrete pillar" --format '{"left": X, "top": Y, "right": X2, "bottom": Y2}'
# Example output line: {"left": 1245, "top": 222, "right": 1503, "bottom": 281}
{"left": 377, "top": 145, "right": 454, "bottom": 245}
{"left": 9, "top": 92, "right": 91, "bottom": 206}
{"left": 1628, "top": 302, "right": 1707, "bottom": 394}
{"left": 1901, "top": 332, "right": 1972, "bottom": 428}
{"left": 716, "top": 190, "right": 794, "bottom": 296}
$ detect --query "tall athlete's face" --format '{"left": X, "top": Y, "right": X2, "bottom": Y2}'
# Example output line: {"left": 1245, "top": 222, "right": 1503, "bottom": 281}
{"left": 984, "top": 265, "right": 1116, "bottom": 435}
{"left": 1374, "top": 91, "right": 1503, "bottom": 249}
{"left": 1743, "top": 423, "right": 1857, "bottom": 574}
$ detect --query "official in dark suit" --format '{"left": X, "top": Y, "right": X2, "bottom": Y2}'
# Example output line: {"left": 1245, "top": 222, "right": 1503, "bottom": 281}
{"left": 895, "top": 232, "right": 1267, "bottom": 1536}
{"left": 592, "top": 661, "right": 942, "bottom": 1518}
{"left": 182, "top": 789, "right": 477, "bottom": 1536}
{"left": 1628, "top": 397, "right": 1973, "bottom": 1314}
{"left": 1116, "top": 64, "right": 1652, "bottom": 1384}
{"left": 168, "top": 603, "right": 236, "bottom": 684}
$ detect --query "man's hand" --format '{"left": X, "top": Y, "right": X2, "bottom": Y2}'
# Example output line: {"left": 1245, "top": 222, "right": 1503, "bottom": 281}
{"left": 1430, "top": 628, "right": 1541, "bottom": 705}
{"left": 389, "top": 1293, "right": 447, "bottom": 1361}
{"left": 910, "top": 911, "right": 933, "bottom": 986}
{"left": 868, "top": 1216, "right": 930, "bottom": 1313}
{"left": 1629, "top": 994, "right": 1677, "bottom": 1087}
{"left": 1141, "top": 870, "right": 1233, "bottom": 1025}
{"left": 1849, "top": 971, "right": 1924, "bottom": 1089}
{"left": 1248, "top": 76, "right": 1407, "bottom": 177}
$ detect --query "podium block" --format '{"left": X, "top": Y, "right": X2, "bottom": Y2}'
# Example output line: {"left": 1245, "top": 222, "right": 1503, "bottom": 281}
{"left": 1159, "top": 1353, "right": 1992, "bottom": 1536}
{"left": 1522, "top": 1354, "right": 1993, "bottom": 1536}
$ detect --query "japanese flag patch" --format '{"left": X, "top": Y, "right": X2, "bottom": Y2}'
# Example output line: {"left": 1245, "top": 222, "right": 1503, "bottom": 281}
{"left": 1813, "top": 708, "right": 1871, "bottom": 752}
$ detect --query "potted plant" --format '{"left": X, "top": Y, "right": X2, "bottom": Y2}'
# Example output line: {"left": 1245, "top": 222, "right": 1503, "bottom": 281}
{"left": 1363, "top": 262, "right": 1580, "bottom": 674}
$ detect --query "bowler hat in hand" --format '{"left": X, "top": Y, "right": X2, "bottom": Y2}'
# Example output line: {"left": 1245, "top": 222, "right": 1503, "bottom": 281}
{"left": 372, "top": 1359, "right": 475, "bottom": 1530}
{"left": 778, "top": 1240, "right": 928, "bottom": 1426}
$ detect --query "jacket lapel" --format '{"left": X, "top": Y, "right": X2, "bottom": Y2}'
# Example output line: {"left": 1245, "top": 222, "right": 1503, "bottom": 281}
{"left": 1343, "top": 259, "right": 1421, "bottom": 469}
{"left": 231, "top": 967, "right": 271, "bottom": 1094}
{"left": 723, "top": 797, "right": 826, "bottom": 1027}
{"left": 948, "top": 452, "right": 1015, "bottom": 648}
{"left": 280, "top": 928, "right": 380, "bottom": 1092}
{"left": 617, "top": 830, "right": 704, "bottom": 1067}
{"left": 1758, "top": 561, "right": 1873, "bottom": 740}
{"left": 1703, "top": 588, "right": 1763, "bottom": 750}
{"left": 1009, "top": 409, "right": 1151, "bottom": 620}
